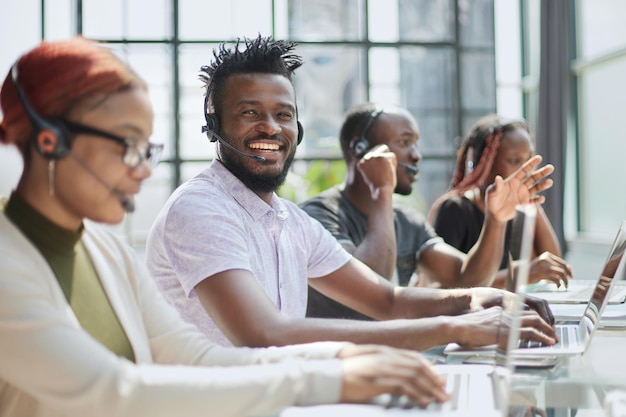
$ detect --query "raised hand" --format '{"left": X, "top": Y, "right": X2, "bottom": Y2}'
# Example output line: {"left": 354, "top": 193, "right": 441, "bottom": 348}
{"left": 356, "top": 144, "right": 397, "bottom": 200}
{"left": 486, "top": 155, "right": 555, "bottom": 223}
{"left": 337, "top": 344, "right": 449, "bottom": 407}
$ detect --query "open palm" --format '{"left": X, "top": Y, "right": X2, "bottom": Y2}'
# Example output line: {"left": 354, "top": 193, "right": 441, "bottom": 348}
{"left": 486, "top": 155, "right": 554, "bottom": 223}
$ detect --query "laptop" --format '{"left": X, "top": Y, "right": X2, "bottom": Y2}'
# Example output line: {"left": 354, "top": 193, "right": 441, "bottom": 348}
{"left": 446, "top": 219, "right": 626, "bottom": 357}
{"left": 525, "top": 222, "right": 626, "bottom": 305}
{"left": 527, "top": 279, "right": 626, "bottom": 305}
{"left": 281, "top": 364, "right": 511, "bottom": 416}
{"left": 372, "top": 206, "right": 539, "bottom": 416}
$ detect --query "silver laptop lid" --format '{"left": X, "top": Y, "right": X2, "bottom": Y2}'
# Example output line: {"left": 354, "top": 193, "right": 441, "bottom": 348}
{"left": 495, "top": 204, "right": 537, "bottom": 371}
{"left": 579, "top": 221, "right": 626, "bottom": 349}
{"left": 493, "top": 204, "right": 537, "bottom": 416}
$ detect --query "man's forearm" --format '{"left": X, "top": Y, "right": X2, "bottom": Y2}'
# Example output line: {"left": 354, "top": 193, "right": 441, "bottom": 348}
{"left": 387, "top": 287, "right": 474, "bottom": 319}
{"left": 258, "top": 315, "right": 461, "bottom": 351}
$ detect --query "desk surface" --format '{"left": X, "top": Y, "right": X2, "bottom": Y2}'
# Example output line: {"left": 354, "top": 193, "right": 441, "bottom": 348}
{"left": 280, "top": 325, "right": 626, "bottom": 416}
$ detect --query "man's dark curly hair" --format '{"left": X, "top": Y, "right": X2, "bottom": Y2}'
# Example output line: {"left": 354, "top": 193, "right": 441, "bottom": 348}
{"left": 199, "top": 35, "right": 303, "bottom": 115}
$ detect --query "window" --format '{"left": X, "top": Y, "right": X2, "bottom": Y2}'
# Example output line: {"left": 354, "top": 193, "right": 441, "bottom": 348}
{"left": 1, "top": 0, "right": 498, "bottom": 246}
{"left": 571, "top": 0, "right": 626, "bottom": 238}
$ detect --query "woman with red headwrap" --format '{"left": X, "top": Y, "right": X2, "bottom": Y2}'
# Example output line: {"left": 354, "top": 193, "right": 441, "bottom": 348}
{"left": 0, "top": 37, "right": 449, "bottom": 417}
{"left": 428, "top": 114, "right": 572, "bottom": 289}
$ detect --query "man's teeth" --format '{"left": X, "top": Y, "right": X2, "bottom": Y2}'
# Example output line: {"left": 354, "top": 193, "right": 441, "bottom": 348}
{"left": 249, "top": 143, "right": 280, "bottom": 151}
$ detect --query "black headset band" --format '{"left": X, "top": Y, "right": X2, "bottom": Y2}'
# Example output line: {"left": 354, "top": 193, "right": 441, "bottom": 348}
{"left": 10, "top": 61, "right": 71, "bottom": 159}
{"left": 360, "top": 109, "right": 384, "bottom": 140}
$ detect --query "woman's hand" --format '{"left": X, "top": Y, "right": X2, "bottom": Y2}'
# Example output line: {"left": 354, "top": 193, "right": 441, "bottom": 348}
{"left": 528, "top": 251, "right": 573, "bottom": 287}
{"left": 337, "top": 344, "right": 449, "bottom": 407}
{"left": 486, "top": 155, "right": 554, "bottom": 223}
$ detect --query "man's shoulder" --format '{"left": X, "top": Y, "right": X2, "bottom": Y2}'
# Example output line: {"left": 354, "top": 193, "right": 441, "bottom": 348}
{"left": 299, "top": 186, "right": 345, "bottom": 221}
{"left": 171, "top": 166, "right": 233, "bottom": 203}
{"left": 391, "top": 205, "right": 441, "bottom": 251}
{"left": 278, "top": 195, "right": 308, "bottom": 215}
{"left": 393, "top": 204, "right": 429, "bottom": 229}
{"left": 151, "top": 169, "right": 239, "bottom": 231}
{"left": 300, "top": 185, "right": 342, "bottom": 207}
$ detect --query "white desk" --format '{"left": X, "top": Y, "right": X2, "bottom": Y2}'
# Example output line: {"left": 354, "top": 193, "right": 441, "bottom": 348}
{"left": 279, "top": 327, "right": 626, "bottom": 416}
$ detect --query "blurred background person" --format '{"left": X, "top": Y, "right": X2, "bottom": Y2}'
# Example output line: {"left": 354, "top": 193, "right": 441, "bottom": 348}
{"left": 428, "top": 114, "right": 572, "bottom": 289}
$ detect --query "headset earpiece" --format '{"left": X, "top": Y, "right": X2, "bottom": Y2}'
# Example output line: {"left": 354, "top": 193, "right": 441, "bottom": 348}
{"left": 10, "top": 63, "right": 71, "bottom": 160}
{"left": 37, "top": 131, "right": 58, "bottom": 155}
{"left": 204, "top": 112, "right": 304, "bottom": 145}
{"left": 297, "top": 120, "right": 304, "bottom": 145}
{"left": 32, "top": 119, "right": 71, "bottom": 159}
{"left": 351, "top": 109, "right": 383, "bottom": 159}
{"left": 351, "top": 136, "right": 370, "bottom": 159}
{"left": 203, "top": 113, "right": 220, "bottom": 142}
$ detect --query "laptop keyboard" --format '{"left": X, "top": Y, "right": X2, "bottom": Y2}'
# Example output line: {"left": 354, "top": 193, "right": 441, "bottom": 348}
{"left": 425, "top": 373, "right": 461, "bottom": 411}
{"left": 383, "top": 372, "right": 461, "bottom": 411}
{"left": 518, "top": 325, "right": 575, "bottom": 349}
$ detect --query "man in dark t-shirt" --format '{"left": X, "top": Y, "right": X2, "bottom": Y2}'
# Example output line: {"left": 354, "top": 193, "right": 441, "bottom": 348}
{"left": 301, "top": 185, "right": 441, "bottom": 319}
{"left": 300, "top": 103, "right": 530, "bottom": 320}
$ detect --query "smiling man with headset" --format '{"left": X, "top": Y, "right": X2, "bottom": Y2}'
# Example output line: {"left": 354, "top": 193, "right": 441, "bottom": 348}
{"left": 145, "top": 35, "right": 558, "bottom": 353}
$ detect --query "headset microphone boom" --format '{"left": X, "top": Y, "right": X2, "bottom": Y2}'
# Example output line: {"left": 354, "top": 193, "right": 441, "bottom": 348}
{"left": 69, "top": 152, "right": 136, "bottom": 213}
{"left": 201, "top": 124, "right": 266, "bottom": 163}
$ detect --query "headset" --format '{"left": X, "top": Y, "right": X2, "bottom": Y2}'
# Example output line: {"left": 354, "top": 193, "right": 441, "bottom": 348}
{"left": 10, "top": 63, "right": 72, "bottom": 160}
{"left": 201, "top": 86, "right": 304, "bottom": 148}
{"left": 351, "top": 109, "right": 383, "bottom": 158}
{"left": 10, "top": 62, "right": 137, "bottom": 212}
{"left": 203, "top": 113, "right": 304, "bottom": 146}
{"left": 349, "top": 109, "right": 419, "bottom": 175}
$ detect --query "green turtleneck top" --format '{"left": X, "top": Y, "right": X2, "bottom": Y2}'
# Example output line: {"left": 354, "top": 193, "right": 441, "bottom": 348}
{"left": 5, "top": 193, "right": 135, "bottom": 362}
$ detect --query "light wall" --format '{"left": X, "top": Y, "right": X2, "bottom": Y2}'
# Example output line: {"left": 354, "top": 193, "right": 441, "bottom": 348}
{"left": 573, "top": 0, "right": 626, "bottom": 238}
{"left": 0, "top": 0, "right": 42, "bottom": 198}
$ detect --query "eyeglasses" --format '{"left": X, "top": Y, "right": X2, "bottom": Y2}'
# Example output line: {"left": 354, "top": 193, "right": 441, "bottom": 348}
{"left": 63, "top": 120, "right": 164, "bottom": 168}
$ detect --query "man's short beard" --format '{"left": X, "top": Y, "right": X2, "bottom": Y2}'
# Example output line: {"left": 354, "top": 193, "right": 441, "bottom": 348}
{"left": 221, "top": 148, "right": 296, "bottom": 193}
{"left": 395, "top": 183, "right": 413, "bottom": 196}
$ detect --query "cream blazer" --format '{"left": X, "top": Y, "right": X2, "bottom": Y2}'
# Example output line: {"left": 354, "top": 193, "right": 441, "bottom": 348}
{"left": 0, "top": 213, "right": 343, "bottom": 417}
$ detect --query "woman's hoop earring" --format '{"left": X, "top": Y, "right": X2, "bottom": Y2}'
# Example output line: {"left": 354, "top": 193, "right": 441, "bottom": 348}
{"left": 48, "top": 160, "right": 55, "bottom": 196}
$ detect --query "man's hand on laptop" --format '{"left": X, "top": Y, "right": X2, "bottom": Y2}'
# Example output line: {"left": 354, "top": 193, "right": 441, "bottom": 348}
{"left": 469, "top": 287, "right": 555, "bottom": 325}
{"left": 518, "top": 309, "right": 558, "bottom": 346}
{"left": 451, "top": 306, "right": 557, "bottom": 348}
{"left": 521, "top": 293, "right": 556, "bottom": 325}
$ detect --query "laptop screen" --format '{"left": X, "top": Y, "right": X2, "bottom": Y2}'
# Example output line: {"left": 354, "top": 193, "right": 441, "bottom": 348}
{"left": 579, "top": 221, "right": 626, "bottom": 347}
{"left": 495, "top": 204, "right": 537, "bottom": 370}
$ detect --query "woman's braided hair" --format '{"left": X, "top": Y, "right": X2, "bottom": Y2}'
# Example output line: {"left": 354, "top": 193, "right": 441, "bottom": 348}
{"left": 428, "top": 114, "right": 532, "bottom": 223}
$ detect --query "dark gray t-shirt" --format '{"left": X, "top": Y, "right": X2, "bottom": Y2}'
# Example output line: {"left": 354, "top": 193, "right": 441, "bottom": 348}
{"left": 300, "top": 185, "right": 440, "bottom": 320}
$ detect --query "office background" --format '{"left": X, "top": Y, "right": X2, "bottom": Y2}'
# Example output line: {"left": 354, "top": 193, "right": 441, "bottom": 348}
{"left": 1, "top": 0, "right": 625, "bottom": 279}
